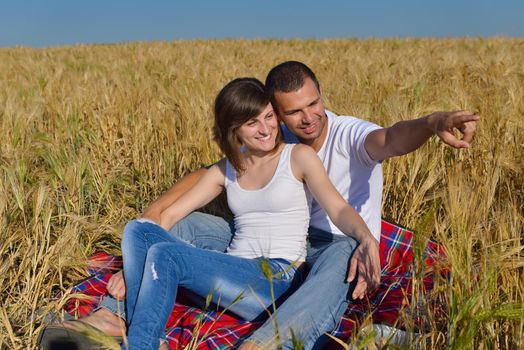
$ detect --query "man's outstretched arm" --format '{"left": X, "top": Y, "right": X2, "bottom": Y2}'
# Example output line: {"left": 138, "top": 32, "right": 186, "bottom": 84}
{"left": 141, "top": 167, "right": 209, "bottom": 223}
{"left": 364, "top": 110, "right": 480, "bottom": 162}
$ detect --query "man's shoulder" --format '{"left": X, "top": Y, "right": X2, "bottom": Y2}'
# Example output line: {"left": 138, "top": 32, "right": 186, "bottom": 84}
{"left": 326, "top": 110, "right": 381, "bottom": 138}
{"left": 327, "top": 110, "right": 371, "bottom": 127}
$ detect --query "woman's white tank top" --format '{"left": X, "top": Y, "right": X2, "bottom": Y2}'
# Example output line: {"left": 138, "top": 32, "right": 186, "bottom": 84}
{"left": 225, "top": 144, "right": 311, "bottom": 262}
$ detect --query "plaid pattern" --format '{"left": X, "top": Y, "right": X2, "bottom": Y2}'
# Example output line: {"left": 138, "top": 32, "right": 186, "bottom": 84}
{"left": 62, "top": 219, "right": 446, "bottom": 349}
{"left": 327, "top": 220, "right": 447, "bottom": 346}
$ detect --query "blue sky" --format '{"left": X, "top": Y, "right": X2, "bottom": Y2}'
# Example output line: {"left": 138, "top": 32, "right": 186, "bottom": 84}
{"left": 1, "top": 0, "right": 523, "bottom": 48}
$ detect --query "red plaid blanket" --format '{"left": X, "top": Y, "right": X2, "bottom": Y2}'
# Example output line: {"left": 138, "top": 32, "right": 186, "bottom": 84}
{"left": 62, "top": 220, "right": 446, "bottom": 349}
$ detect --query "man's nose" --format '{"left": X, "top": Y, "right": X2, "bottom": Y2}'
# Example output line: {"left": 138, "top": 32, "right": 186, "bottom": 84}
{"left": 302, "top": 109, "right": 314, "bottom": 123}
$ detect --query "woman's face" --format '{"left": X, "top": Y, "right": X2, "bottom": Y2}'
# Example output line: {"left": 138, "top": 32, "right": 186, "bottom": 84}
{"left": 236, "top": 103, "right": 279, "bottom": 154}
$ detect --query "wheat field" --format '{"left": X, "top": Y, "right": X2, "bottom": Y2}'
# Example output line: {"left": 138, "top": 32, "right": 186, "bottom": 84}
{"left": 0, "top": 38, "right": 523, "bottom": 349}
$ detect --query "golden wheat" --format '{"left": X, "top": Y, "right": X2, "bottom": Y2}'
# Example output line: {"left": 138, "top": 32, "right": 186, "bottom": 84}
{"left": 0, "top": 38, "right": 522, "bottom": 349}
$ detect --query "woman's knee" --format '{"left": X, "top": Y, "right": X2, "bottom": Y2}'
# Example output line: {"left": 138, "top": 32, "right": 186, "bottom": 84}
{"left": 122, "top": 219, "right": 173, "bottom": 251}
{"left": 121, "top": 220, "right": 146, "bottom": 251}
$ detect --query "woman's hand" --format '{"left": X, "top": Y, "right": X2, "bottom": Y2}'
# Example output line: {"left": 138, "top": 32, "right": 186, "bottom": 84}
{"left": 346, "top": 236, "right": 381, "bottom": 299}
{"left": 107, "top": 270, "right": 126, "bottom": 300}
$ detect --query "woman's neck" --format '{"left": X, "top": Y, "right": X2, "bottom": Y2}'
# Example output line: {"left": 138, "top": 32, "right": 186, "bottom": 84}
{"left": 235, "top": 143, "right": 284, "bottom": 190}
{"left": 241, "top": 144, "right": 284, "bottom": 170}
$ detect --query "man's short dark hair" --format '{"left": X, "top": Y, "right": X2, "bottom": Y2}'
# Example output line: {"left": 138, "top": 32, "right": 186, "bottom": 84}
{"left": 265, "top": 61, "right": 321, "bottom": 104}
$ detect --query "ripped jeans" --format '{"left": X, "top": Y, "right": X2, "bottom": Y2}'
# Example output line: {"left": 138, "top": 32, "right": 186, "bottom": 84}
{"left": 98, "top": 211, "right": 235, "bottom": 319}
{"left": 121, "top": 219, "right": 302, "bottom": 350}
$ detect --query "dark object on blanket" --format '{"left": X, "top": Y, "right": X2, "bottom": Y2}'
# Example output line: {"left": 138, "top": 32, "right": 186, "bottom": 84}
{"left": 38, "top": 325, "right": 92, "bottom": 350}
{"left": 38, "top": 324, "right": 121, "bottom": 350}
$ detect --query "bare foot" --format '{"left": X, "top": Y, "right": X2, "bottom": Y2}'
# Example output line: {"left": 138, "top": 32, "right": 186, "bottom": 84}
{"left": 63, "top": 308, "right": 126, "bottom": 337}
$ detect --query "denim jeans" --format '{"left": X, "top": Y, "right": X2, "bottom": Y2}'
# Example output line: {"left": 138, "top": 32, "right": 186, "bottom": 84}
{"left": 248, "top": 227, "right": 358, "bottom": 350}
{"left": 166, "top": 213, "right": 358, "bottom": 350}
{"left": 97, "top": 211, "right": 235, "bottom": 319}
{"left": 120, "top": 219, "right": 302, "bottom": 350}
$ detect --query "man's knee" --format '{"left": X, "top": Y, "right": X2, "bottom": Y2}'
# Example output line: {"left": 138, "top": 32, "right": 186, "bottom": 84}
{"left": 323, "top": 238, "right": 358, "bottom": 262}
{"left": 330, "top": 237, "right": 358, "bottom": 255}
{"left": 122, "top": 219, "right": 169, "bottom": 254}
{"left": 309, "top": 238, "right": 358, "bottom": 276}
{"left": 169, "top": 212, "right": 233, "bottom": 251}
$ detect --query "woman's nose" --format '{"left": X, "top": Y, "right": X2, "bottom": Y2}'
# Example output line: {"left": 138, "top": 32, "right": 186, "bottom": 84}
{"left": 258, "top": 121, "right": 270, "bottom": 134}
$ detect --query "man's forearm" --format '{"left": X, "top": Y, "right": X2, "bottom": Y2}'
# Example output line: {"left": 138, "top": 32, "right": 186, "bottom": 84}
{"left": 383, "top": 114, "right": 435, "bottom": 158}
{"left": 366, "top": 110, "right": 479, "bottom": 161}
{"left": 141, "top": 167, "right": 208, "bottom": 222}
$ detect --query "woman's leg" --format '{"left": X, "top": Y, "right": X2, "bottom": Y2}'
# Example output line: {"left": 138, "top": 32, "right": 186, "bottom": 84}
{"left": 121, "top": 220, "right": 188, "bottom": 324}
{"left": 82, "top": 212, "right": 234, "bottom": 333}
{"left": 125, "top": 240, "right": 300, "bottom": 349}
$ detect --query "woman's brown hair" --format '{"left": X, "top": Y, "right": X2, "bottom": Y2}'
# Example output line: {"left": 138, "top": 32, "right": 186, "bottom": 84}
{"left": 213, "top": 77, "right": 282, "bottom": 173}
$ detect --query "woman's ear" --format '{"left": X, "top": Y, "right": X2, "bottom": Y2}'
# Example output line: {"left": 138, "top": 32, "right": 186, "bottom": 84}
{"left": 234, "top": 132, "right": 243, "bottom": 146}
{"left": 233, "top": 132, "right": 242, "bottom": 147}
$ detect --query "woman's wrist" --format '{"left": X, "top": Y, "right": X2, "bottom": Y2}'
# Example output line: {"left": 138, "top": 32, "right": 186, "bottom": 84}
{"left": 355, "top": 229, "right": 378, "bottom": 245}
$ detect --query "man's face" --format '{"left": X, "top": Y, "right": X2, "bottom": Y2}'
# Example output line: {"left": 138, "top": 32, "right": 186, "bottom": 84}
{"left": 273, "top": 77, "right": 327, "bottom": 151}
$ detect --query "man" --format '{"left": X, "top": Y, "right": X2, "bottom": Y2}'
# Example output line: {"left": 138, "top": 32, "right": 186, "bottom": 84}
{"left": 239, "top": 61, "right": 478, "bottom": 349}
{"left": 63, "top": 61, "right": 479, "bottom": 349}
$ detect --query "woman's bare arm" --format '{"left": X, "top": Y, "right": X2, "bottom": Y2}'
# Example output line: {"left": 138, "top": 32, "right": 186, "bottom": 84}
{"left": 291, "top": 144, "right": 381, "bottom": 299}
{"left": 141, "top": 167, "right": 209, "bottom": 223}
{"left": 159, "top": 160, "right": 226, "bottom": 230}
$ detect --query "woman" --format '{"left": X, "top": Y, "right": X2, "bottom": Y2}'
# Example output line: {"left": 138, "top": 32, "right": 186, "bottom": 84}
{"left": 121, "top": 77, "right": 377, "bottom": 349}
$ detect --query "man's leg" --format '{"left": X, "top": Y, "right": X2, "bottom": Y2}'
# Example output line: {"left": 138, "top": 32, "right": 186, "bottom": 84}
{"left": 244, "top": 233, "right": 358, "bottom": 350}
{"left": 167, "top": 211, "right": 234, "bottom": 252}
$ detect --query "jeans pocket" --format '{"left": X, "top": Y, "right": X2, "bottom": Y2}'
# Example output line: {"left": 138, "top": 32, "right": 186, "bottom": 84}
{"left": 269, "top": 258, "right": 299, "bottom": 281}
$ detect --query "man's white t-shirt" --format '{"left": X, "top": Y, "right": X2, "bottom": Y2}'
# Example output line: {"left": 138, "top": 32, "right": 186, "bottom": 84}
{"left": 282, "top": 110, "right": 383, "bottom": 241}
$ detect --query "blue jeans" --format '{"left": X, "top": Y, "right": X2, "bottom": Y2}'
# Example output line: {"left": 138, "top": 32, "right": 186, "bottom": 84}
{"left": 120, "top": 219, "right": 302, "bottom": 350}
{"left": 97, "top": 211, "right": 235, "bottom": 319}
{"left": 248, "top": 227, "right": 358, "bottom": 350}
{"left": 169, "top": 213, "right": 358, "bottom": 350}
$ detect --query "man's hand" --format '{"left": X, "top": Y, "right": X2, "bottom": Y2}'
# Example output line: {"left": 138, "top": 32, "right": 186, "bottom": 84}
{"left": 107, "top": 270, "right": 126, "bottom": 300}
{"left": 429, "top": 110, "right": 480, "bottom": 149}
{"left": 347, "top": 237, "right": 381, "bottom": 300}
